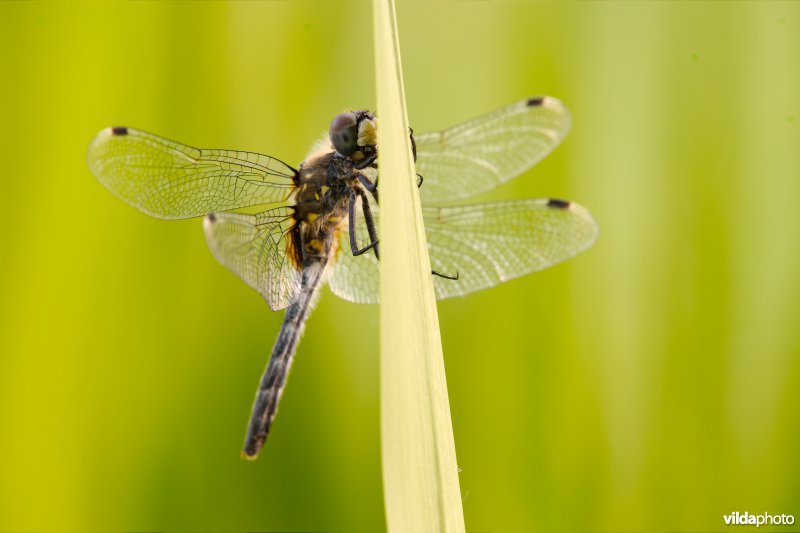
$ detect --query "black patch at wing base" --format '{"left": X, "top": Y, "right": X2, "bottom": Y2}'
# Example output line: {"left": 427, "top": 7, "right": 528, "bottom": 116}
{"left": 111, "top": 126, "right": 129, "bottom": 136}
{"left": 526, "top": 97, "right": 545, "bottom": 107}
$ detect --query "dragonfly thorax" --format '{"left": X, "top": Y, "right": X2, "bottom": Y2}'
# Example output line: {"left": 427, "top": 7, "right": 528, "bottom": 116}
{"left": 291, "top": 151, "right": 360, "bottom": 267}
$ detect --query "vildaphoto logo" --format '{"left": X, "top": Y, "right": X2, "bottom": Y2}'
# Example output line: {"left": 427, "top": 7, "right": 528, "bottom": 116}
{"left": 724, "top": 511, "right": 795, "bottom": 527}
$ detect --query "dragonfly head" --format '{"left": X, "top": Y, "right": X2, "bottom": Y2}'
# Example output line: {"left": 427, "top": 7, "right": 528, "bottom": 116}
{"left": 330, "top": 110, "right": 377, "bottom": 162}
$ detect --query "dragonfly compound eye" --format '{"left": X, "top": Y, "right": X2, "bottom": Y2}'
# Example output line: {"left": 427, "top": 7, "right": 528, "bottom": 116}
{"left": 330, "top": 112, "right": 358, "bottom": 156}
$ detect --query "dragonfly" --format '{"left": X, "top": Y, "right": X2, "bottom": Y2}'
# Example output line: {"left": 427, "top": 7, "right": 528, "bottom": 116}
{"left": 87, "top": 96, "right": 598, "bottom": 459}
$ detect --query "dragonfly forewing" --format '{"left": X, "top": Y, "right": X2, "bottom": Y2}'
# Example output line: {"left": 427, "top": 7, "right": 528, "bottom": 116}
{"left": 414, "top": 96, "right": 571, "bottom": 205}
{"left": 87, "top": 127, "right": 297, "bottom": 219}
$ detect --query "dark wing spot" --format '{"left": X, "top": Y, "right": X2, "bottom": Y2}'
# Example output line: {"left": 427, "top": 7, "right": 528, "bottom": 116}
{"left": 547, "top": 198, "right": 571, "bottom": 209}
{"left": 111, "top": 126, "right": 128, "bottom": 136}
{"left": 206, "top": 213, "right": 216, "bottom": 223}
{"left": 526, "top": 97, "right": 544, "bottom": 107}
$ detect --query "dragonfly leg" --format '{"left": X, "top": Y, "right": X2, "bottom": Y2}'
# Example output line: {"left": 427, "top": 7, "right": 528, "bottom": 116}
{"left": 354, "top": 153, "right": 377, "bottom": 170}
{"left": 349, "top": 188, "right": 380, "bottom": 258}
{"left": 356, "top": 173, "right": 379, "bottom": 204}
{"left": 358, "top": 187, "right": 380, "bottom": 259}
{"left": 356, "top": 173, "right": 377, "bottom": 192}
{"left": 432, "top": 269, "right": 459, "bottom": 280}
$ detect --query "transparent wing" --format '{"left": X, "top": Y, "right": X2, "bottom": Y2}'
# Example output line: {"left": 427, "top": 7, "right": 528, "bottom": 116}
{"left": 425, "top": 199, "right": 598, "bottom": 299}
{"left": 414, "top": 96, "right": 570, "bottom": 204}
{"left": 203, "top": 207, "right": 302, "bottom": 311}
{"left": 327, "top": 198, "right": 598, "bottom": 304}
{"left": 88, "top": 127, "right": 297, "bottom": 219}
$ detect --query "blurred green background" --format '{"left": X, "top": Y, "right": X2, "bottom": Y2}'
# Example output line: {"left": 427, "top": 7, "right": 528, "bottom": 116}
{"left": 1, "top": 1, "right": 798, "bottom": 531}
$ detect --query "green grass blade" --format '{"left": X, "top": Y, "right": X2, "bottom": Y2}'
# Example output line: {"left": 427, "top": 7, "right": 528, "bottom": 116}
{"left": 373, "top": 1, "right": 466, "bottom": 531}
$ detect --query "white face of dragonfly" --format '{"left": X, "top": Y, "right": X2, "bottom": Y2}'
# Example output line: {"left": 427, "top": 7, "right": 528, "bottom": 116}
{"left": 356, "top": 115, "right": 378, "bottom": 148}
